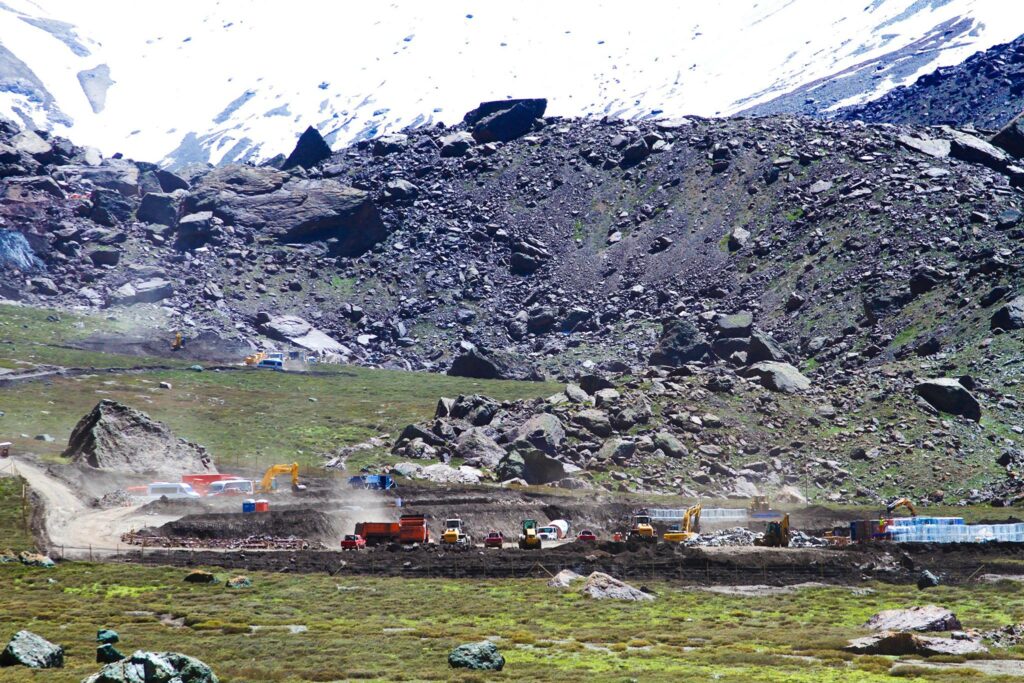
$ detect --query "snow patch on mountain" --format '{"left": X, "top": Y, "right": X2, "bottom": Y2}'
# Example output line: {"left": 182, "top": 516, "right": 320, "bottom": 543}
{"left": 0, "top": 0, "right": 1021, "bottom": 168}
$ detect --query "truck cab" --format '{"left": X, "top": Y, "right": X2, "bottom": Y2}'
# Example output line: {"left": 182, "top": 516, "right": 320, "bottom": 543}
{"left": 441, "top": 518, "right": 470, "bottom": 547}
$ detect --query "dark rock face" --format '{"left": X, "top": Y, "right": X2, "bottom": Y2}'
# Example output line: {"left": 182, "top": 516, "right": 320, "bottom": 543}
{"left": 746, "top": 330, "right": 791, "bottom": 364}
{"left": 467, "top": 98, "right": 547, "bottom": 144}
{"left": 649, "top": 319, "right": 710, "bottom": 366}
{"left": 89, "top": 188, "right": 134, "bottom": 226}
{"left": 448, "top": 347, "right": 530, "bottom": 380}
{"left": 282, "top": 125, "right": 332, "bottom": 170}
{"left": 915, "top": 378, "right": 981, "bottom": 422}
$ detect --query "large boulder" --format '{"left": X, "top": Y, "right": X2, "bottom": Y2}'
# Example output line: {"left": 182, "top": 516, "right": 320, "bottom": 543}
{"left": 915, "top": 378, "right": 981, "bottom": 422}
{"left": 110, "top": 279, "right": 174, "bottom": 306}
{"left": 62, "top": 399, "right": 216, "bottom": 476}
{"left": 467, "top": 98, "right": 547, "bottom": 144}
{"left": 716, "top": 311, "right": 753, "bottom": 338}
{"left": 0, "top": 630, "right": 63, "bottom": 669}
{"left": 175, "top": 212, "right": 217, "bottom": 249}
{"left": 258, "top": 315, "right": 349, "bottom": 355}
{"left": 991, "top": 295, "right": 1024, "bottom": 331}
{"left": 746, "top": 330, "right": 791, "bottom": 364}
{"left": 845, "top": 631, "right": 986, "bottom": 657}
{"left": 448, "top": 641, "right": 504, "bottom": 671}
{"left": 649, "top": 319, "right": 710, "bottom": 366}
{"left": 455, "top": 428, "right": 506, "bottom": 468}
{"left": 496, "top": 449, "right": 565, "bottom": 485}
{"left": 742, "top": 362, "right": 811, "bottom": 393}
{"left": 56, "top": 159, "right": 139, "bottom": 196}
{"left": 580, "top": 572, "right": 653, "bottom": 601}
{"left": 511, "top": 413, "right": 565, "bottom": 455}
{"left": 136, "top": 192, "right": 181, "bottom": 227}
{"left": 448, "top": 347, "right": 527, "bottom": 380}
{"left": 439, "top": 132, "right": 475, "bottom": 158}
{"left": 186, "top": 167, "right": 385, "bottom": 256}
{"left": 447, "top": 394, "right": 500, "bottom": 426}
{"left": 948, "top": 129, "right": 1010, "bottom": 171}
{"left": 573, "top": 409, "right": 612, "bottom": 437}
{"left": 82, "top": 650, "right": 218, "bottom": 683}
{"left": 653, "top": 431, "right": 688, "bottom": 459}
{"left": 90, "top": 188, "right": 135, "bottom": 226}
{"left": 992, "top": 113, "right": 1024, "bottom": 158}
{"left": 282, "top": 125, "right": 332, "bottom": 170}
{"left": 866, "top": 606, "right": 961, "bottom": 632}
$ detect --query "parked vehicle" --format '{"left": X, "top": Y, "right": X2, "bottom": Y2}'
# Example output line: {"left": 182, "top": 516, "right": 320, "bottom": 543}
{"left": 348, "top": 474, "right": 396, "bottom": 490}
{"left": 256, "top": 358, "right": 284, "bottom": 371}
{"left": 354, "top": 515, "right": 430, "bottom": 545}
{"left": 576, "top": 529, "right": 597, "bottom": 542}
{"left": 518, "top": 519, "right": 541, "bottom": 550}
{"left": 181, "top": 473, "right": 241, "bottom": 496}
{"left": 341, "top": 534, "right": 367, "bottom": 550}
{"left": 537, "top": 526, "right": 559, "bottom": 541}
{"left": 144, "top": 482, "right": 200, "bottom": 501}
{"left": 208, "top": 479, "right": 255, "bottom": 496}
{"left": 484, "top": 531, "right": 505, "bottom": 548}
{"left": 441, "top": 518, "right": 471, "bottom": 547}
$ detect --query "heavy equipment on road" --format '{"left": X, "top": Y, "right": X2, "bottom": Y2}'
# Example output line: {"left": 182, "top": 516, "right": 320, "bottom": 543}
{"left": 441, "top": 518, "right": 471, "bottom": 548}
{"left": 664, "top": 503, "right": 702, "bottom": 543}
{"left": 353, "top": 515, "right": 430, "bottom": 545}
{"left": 629, "top": 509, "right": 657, "bottom": 542}
{"left": 756, "top": 513, "right": 791, "bottom": 547}
{"left": 886, "top": 497, "right": 917, "bottom": 517}
{"left": 259, "top": 463, "right": 306, "bottom": 494}
{"left": 518, "top": 519, "right": 541, "bottom": 550}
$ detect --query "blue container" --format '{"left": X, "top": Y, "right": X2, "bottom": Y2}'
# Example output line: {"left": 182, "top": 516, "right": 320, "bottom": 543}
{"left": 242, "top": 499, "right": 256, "bottom": 514}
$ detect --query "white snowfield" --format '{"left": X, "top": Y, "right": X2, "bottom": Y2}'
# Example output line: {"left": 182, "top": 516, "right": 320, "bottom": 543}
{"left": 0, "top": 0, "right": 1021, "bottom": 167}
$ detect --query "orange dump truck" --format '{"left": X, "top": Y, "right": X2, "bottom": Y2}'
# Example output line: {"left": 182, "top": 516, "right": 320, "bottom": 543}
{"left": 354, "top": 515, "right": 430, "bottom": 545}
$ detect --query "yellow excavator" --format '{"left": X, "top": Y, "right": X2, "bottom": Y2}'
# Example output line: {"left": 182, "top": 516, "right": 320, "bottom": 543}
{"left": 755, "top": 513, "right": 791, "bottom": 547}
{"left": 629, "top": 509, "right": 657, "bottom": 542}
{"left": 171, "top": 332, "right": 184, "bottom": 351}
{"left": 244, "top": 351, "right": 268, "bottom": 366}
{"left": 259, "top": 463, "right": 307, "bottom": 494}
{"left": 518, "top": 519, "right": 541, "bottom": 550}
{"left": 664, "top": 503, "right": 702, "bottom": 543}
{"left": 887, "top": 497, "right": 917, "bottom": 517}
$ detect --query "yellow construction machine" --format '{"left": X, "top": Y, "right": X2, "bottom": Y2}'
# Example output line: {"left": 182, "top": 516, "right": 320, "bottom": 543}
{"left": 887, "top": 497, "right": 917, "bottom": 517}
{"left": 171, "top": 332, "right": 184, "bottom": 351}
{"left": 755, "top": 513, "right": 791, "bottom": 547}
{"left": 259, "top": 463, "right": 307, "bottom": 494}
{"left": 244, "top": 351, "right": 268, "bottom": 366}
{"left": 518, "top": 519, "right": 541, "bottom": 550}
{"left": 441, "top": 518, "right": 471, "bottom": 548}
{"left": 664, "top": 503, "right": 702, "bottom": 543}
{"left": 629, "top": 509, "right": 657, "bottom": 542}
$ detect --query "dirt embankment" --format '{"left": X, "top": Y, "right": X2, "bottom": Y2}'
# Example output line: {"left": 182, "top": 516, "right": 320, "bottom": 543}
{"left": 121, "top": 540, "right": 1024, "bottom": 585}
{"left": 137, "top": 508, "right": 338, "bottom": 541}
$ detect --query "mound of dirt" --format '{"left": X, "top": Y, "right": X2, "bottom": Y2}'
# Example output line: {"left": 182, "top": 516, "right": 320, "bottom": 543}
{"left": 144, "top": 508, "right": 336, "bottom": 541}
{"left": 62, "top": 400, "right": 216, "bottom": 477}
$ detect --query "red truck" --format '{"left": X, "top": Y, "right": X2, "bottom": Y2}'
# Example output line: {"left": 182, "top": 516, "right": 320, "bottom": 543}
{"left": 354, "top": 515, "right": 431, "bottom": 545}
{"left": 341, "top": 534, "right": 367, "bottom": 550}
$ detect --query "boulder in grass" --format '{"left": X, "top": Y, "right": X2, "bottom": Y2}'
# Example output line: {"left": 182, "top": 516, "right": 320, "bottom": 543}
{"left": 96, "top": 644, "right": 124, "bottom": 664}
{"left": 448, "top": 641, "right": 504, "bottom": 671}
{"left": 184, "top": 570, "right": 218, "bottom": 584}
{"left": 0, "top": 630, "right": 64, "bottom": 668}
{"left": 845, "top": 631, "right": 987, "bottom": 657}
{"left": 96, "top": 629, "right": 120, "bottom": 645}
{"left": 580, "top": 572, "right": 654, "bottom": 601}
{"left": 226, "top": 576, "right": 252, "bottom": 589}
{"left": 82, "top": 650, "right": 219, "bottom": 683}
{"left": 18, "top": 551, "right": 55, "bottom": 568}
{"left": 866, "top": 606, "right": 961, "bottom": 632}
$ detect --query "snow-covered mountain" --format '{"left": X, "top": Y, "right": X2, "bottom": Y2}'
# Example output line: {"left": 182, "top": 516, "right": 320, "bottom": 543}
{"left": 1, "top": 0, "right": 1022, "bottom": 168}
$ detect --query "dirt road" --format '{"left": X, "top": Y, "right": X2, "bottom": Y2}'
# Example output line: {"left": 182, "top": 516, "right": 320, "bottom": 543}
{"left": 12, "top": 458, "right": 179, "bottom": 558}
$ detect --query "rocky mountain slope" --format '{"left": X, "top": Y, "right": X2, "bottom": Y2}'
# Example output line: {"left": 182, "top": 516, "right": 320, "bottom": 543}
{"left": 838, "top": 34, "right": 1024, "bottom": 129}
{"left": 4, "top": 101, "right": 1024, "bottom": 502}
{"left": 1, "top": 0, "right": 1023, "bottom": 165}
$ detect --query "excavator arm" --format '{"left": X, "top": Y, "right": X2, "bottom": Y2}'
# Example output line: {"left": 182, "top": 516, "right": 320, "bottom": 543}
{"left": 683, "top": 503, "right": 703, "bottom": 535}
{"left": 887, "top": 497, "right": 917, "bottom": 517}
{"left": 260, "top": 463, "right": 300, "bottom": 493}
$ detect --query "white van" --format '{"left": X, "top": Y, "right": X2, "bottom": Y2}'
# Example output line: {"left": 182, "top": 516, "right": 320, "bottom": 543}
{"left": 145, "top": 482, "right": 200, "bottom": 501}
{"left": 208, "top": 479, "right": 254, "bottom": 496}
